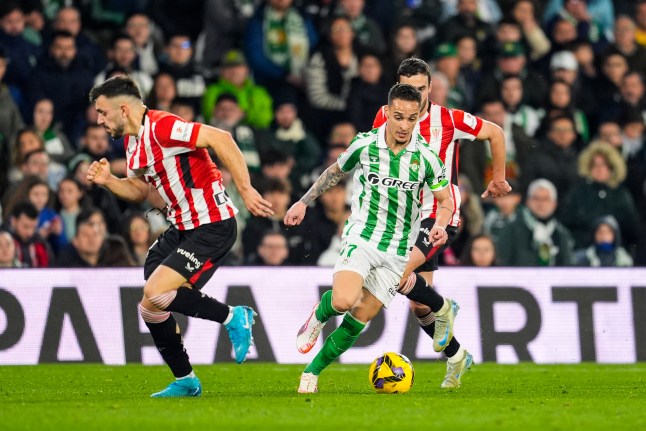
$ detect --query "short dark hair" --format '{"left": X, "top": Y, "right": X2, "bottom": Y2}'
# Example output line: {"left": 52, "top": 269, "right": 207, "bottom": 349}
{"left": 110, "top": 33, "right": 135, "bottom": 49}
{"left": 22, "top": 148, "right": 48, "bottom": 164}
{"left": 50, "top": 30, "right": 75, "bottom": 43}
{"left": 11, "top": 201, "right": 39, "bottom": 220}
{"left": 0, "top": 1, "right": 22, "bottom": 19}
{"left": 75, "top": 207, "right": 105, "bottom": 233}
{"left": 257, "top": 177, "right": 291, "bottom": 196}
{"left": 89, "top": 75, "right": 142, "bottom": 103}
{"left": 215, "top": 93, "right": 239, "bottom": 106}
{"left": 388, "top": 83, "right": 422, "bottom": 107}
{"left": 261, "top": 149, "right": 290, "bottom": 167}
{"left": 397, "top": 57, "right": 431, "bottom": 84}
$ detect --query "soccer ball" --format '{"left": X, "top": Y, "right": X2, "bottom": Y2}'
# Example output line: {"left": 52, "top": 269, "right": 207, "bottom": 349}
{"left": 368, "top": 352, "right": 415, "bottom": 394}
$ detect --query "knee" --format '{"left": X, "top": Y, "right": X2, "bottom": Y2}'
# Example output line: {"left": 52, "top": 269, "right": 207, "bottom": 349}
{"left": 143, "top": 283, "right": 177, "bottom": 310}
{"left": 409, "top": 300, "right": 431, "bottom": 317}
{"left": 143, "top": 281, "right": 160, "bottom": 300}
{"left": 331, "top": 293, "right": 356, "bottom": 313}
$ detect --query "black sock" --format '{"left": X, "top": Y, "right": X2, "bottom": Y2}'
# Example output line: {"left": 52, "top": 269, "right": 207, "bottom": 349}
{"left": 404, "top": 273, "right": 445, "bottom": 312}
{"left": 419, "top": 317, "right": 461, "bottom": 358}
{"left": 145, "top": 314, "right": 192, "bottom": 378}
{"left": 166, "top": 287, "right": 230, "bottom": 323}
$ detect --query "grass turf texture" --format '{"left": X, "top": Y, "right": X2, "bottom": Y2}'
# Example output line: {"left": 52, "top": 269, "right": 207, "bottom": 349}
{"left": 1, "top": 363, "right": 644, "bottom": 431}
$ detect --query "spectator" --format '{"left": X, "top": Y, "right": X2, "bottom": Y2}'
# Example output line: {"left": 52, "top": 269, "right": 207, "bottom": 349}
{"left": 260, "top": 148, "right": 293, "bottom": 182}
{"left": 202, "top": 50, "right": 273, "bottom": 129}
{"left": 14, "top": 147, "right": 66, "bottom": 191}
{"left": 52, "top": 6, "right": 106, "bottom": 74}
{"left": 242, "top": 177, "right": 318, "bottom": 264}
{"left": 7, "top": 128, "right": 43, "bottom": 185}
{"left": 101, "top": 235, "right": 137, "bottom": 267}
{"left": 244, "top": 0, "right": 318, "bottom": 96}
{"left": 316, "top": 205, "right": 351, "bottom": 266}
{"left": 149, "top": 0, "right": 205, "bottom": 42}
{"left": 32, "top": 98, "right": 74, "bottom": 164}
{"left": 477, "top": 41, "right": 548, "bottom": 109}
{"left": 55, "top": 176, "right": 88, "bottom": 248}
{"left": 304, "top": 15, "right": 360, "bottom": 141}
{"left": 439, "top": 0, "right": 495, "bottom": 55}
{"left": 0, "top": 1, "right": 41, "bottom": 99}
{"left": 7, "top": 201, "right": 51, "bottom": 268}
{"left": 432, "top": 42, "right": 473, "bottom": 110}
{"left": 456, "top": 34, "right": 481, "bottom": 96}
{"left": 512, "top": 0, "right": 551, "bottom": 61}
{"left": 147, "top": 72, "right": 176, "bottom": 112}
{"left": 381, "top": 23, "right": 421, "bottom": 84}
{"left": 336, "top": 0, "right": 386, "bottom": 54}
{"left": 544, "top": 0, "right": 615, "bottom": 41}
{"left": 549, "top": 49, "right": 598, "bottom": 128}
{"left": 615, "top": 110, "right": 646, "bottom": 221}
{"left": 124, "top": 12, "right": 163, "bottom": 76}
{"left": 23, "top": 176, "right": 60, "bottom": 245}
{"left": 347, "top": 52, "right": 390, "bottom": 131}
{"left": 540, "top": 78, "right": 589, "bottom": 144}
{"left": 94, "top": 34, "right": 153, "bottom": 97}
{"left": 55, "top": 208, "right": 107, "bottom": 267}
{"left": 28, "top": 30, "right": 95, "bottom": 141}
{"left": 428, "top": 71, "right": 450, "bottom": 106}
{"left": 460, "top": 99, "right": 534, "bottom": 195}
{"left": 637, "top": 1, "right": 646, "bottom": 48}
{"left": 496, "top": 179, "right": 574, "bottom": 266}
{"left": 601, "top": 71, "right": 646, "bottom": 124}
{"left": 198, "top": 0, "right": 260, "bottom": 72}
{"left": 124, "top": 213, "right": 154, "bottom": 266}
{"left": 546, "top": 0, "right": 609, "bottom": 53}
{"left": 209, "top": 93, "right": 261, "bottom": 173}
{"left": 602, "top": 16, "right": 646, "bottom": 74}
{"left": 79, "top": 123, "right": 127, "bottom": 178}
{"left": 0, "top": 45, "right": 24, "bottom": 145}
{"left": 595, "top": 52, "right": 629, "bottom": 109}
{"left": 561, "top": 141, "right": 640, "bottom": 249}
{"left": 500, "top": 74, "right": 542, "bottom": 137}
{"left": 483, "top": 179, "right": 523, "bottom": 242}
{"left": 460, "top": 234, "right": 498, "bottom": 266}
{"left": 170, "top": 97, "right": 198, "bottom": 122}
{"left": 158, "top": 34, "right": 205, "bottom": 107}
{"left": 520, "top": 114, "right": 579, "bottom": 204}
{"left": 246, "top": 230, "right": 290, "bottom": 265}
{"left": 328, "top": 121, "right": 357, "bottom": 147}
{"left": 68, "top": 154, "right": 124, "bottom": 235}
{"left": 575, "top": 215, "right": 634, "bottom": 266}
{"left": 0, "top": 229, "right": 20, "bottom": 267}
{"left": 258, "top": 92, "right": 320, "bottom": 189}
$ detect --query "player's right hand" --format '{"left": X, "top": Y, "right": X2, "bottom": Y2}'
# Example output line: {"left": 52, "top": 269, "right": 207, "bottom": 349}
{"left": 284, "top": 201, "right": 307, "bottom": 226}
{"left": 86, "top": 158, "right": 112, "bottom": 186}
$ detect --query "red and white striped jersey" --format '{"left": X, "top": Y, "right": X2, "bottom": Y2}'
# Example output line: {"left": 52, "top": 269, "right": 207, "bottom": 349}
{"left": 125, "top": 109, "right": 237, "bottom": 230}
{"left": 373, "top": 102, "right": 483, "bottom": 226}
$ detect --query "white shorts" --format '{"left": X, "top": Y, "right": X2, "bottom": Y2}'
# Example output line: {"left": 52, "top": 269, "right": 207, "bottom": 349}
{"left": 333, "top": 236, "right": 408, "bottom": 308}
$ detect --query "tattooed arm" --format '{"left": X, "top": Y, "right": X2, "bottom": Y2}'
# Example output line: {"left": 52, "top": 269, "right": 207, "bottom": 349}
{"left": 284, "top": 162, "right": 347, "bottom": 226}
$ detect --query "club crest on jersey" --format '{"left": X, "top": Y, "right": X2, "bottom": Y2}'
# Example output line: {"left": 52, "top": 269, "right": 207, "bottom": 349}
{"left": 367, "top": 172, "right": 419, "bottom": 190}
{"left": 410, "top": 160, "right": 420, "bottom": 172}
{"left": 431, "top": 127, "right": 441, "bottom": 140}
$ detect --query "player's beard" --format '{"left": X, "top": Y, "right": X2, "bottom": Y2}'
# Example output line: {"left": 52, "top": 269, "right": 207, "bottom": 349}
{"left": 108, "top": 122, "right": 125, "bottom": 139}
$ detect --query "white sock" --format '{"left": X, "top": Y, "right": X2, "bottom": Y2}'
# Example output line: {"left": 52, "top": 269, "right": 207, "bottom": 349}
{"left": 448, "top": 347, "right": 466, "bottom": 364}
{"left": 222, "top": 306, "right": 234, "bottom": 325}
{"left": 177, "top": 370, "right": 196, "bottom": 380}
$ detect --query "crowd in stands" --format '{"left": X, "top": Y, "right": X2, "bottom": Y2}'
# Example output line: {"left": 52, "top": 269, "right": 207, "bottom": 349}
{"left": 0, "top": 0, "right": 644, "bottom": 268}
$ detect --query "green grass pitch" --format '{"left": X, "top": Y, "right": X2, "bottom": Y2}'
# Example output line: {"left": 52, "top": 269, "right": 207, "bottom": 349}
{"left": 1, "top": 363, "right": 644, "bottom": 431}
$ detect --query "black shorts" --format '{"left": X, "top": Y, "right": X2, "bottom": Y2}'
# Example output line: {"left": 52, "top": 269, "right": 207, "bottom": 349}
{"left": 144, "top": 218, "right": 237, "bottom": 290}
{"left": 414, "top": 218, "right": 458, "bottom": 273}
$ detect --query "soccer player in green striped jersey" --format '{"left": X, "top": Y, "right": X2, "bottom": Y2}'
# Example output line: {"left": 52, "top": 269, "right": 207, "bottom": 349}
{"left": 284, "top": 83, "right": 456, "bottom": 393}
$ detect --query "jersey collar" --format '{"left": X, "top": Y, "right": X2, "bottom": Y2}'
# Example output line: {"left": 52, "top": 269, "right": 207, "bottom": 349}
{"left": 136, "top": 107, "right": 149, "bottom": 140}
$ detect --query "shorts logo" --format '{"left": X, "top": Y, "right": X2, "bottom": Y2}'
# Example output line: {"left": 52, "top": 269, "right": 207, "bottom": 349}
{"left": 177, "top": 247, "right": 202, "bottom": 271}
{"left": 367, "top": 172, "right": 419, "bottom": 190}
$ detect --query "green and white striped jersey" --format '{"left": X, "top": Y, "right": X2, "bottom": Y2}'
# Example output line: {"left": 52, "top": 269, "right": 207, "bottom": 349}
{"left": 337, "top": 124, "right": 449, "bottom": 257}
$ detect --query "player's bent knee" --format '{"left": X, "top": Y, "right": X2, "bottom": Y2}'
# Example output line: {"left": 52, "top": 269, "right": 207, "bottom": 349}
{"left": 331, "top": 294, "right": 356, "bottom": 313}
{"left": 143, "top": 287, "right": 177, "bottom": 310}
{"left": 138, "top": 302, "right": 171, "bottom": 323}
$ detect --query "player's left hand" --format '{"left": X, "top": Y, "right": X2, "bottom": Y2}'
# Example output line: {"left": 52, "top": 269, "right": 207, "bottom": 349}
{"left": 429, "top": 226, "right": 448, "bottom": 247}
{"left": 241, "top": 188, "right": 274, "bottom": 217}
{"left": 481, "top": 179, "right": 512, "bottom": 199}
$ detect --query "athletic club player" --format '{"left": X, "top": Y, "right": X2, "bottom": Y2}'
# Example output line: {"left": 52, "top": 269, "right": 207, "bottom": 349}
{"left": 86, "top": 75, "right": 273, "bottom": 397}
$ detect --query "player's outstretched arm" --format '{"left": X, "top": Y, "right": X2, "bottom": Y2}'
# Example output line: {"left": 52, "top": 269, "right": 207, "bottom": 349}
{"left": 477, "top": 120, "right": 512, "bottom": 198}
{"left": 284, "top": 162, "right": 346, "bottom": 226}
{"left": 197, "top": 125, "right": 273, "bottom": 217}
{"left": 429, "top": 187, "right": 454, "bottom": 247}
{"left": 86, "top": 158, "right": 150, "bottom": 203}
